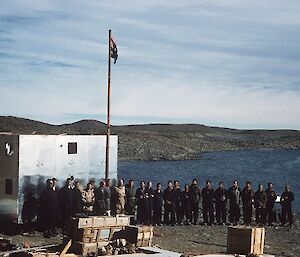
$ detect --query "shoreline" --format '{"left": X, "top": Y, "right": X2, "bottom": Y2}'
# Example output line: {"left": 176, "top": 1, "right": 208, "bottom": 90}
{"left": 1, "top": 116, "right": 300, "bottom": 162}
{"left": 119, "top": 146, "right": 300, "bottom": 162}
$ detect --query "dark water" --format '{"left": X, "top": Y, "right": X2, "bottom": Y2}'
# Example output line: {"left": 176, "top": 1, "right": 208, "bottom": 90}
{"left": 118, "top": 149, "right": 300, "bottom": 212}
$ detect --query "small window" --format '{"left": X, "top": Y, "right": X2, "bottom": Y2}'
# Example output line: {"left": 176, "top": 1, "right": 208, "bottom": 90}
{"left": 5, "top": 179, "right": 13, "bottom": 195}
{"left": 5, "top": 143, "right": 14, "bottom": 156}
{"left": 68, "top": 142, "right": 77, "bottom": 154}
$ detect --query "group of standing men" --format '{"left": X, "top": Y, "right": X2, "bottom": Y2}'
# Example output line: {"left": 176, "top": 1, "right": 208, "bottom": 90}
{"left": 130, "top": 179, "right": 294, "bottom": 227}
{"left": 37, "top": 177, "right": 125, "bottom": 237}
{"left": 34, "top": 177, "right": 294, "bottom": 237}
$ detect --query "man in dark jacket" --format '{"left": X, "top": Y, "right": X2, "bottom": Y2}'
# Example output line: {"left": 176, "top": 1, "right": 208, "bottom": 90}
{"left": 214, "top": 181, "right": 227, "bottom": 225}
{"left": 153, "top": 183, "right": 163, "bottom": 226}
{"left": 202, "top": 180, "right": 215, "bottom": 225}
{"left": 174, "top": 180, "right": 182, "bottom": 225}
{"left": 95, "top": 180, "right": 107, "bottom": 216}
{"left": 163, "top": 181, "right": 175, "bottom": 225}
{"left": 181, "top": 184, "right": 192, "bottom": 225}
{"left": 280, "top": 185, "right": 294, "bottom": 226}
{"left": 39, "top": 179, "right": 59, "bottom": 238}
{"left": 136, "top": 181, "right": 148, "bottom": 224}
{"left": 265, "top": 182, "right": 277, "bottom": 225}
{"left": 254, "top": 184, "right": 268, "bottom": 225}
{"left": 72, "top": 180, "right": 82, "bottom": 215}
{"left": 125, "top": 180, "right": 136, "bottom": 215}
{"left": 52, "top": 177, "right": 60, "bottom": 231}
{"left": 22, "top": 191, "right": 38, "bottom": 233}
{"left": 241, "top": 181, "right": 254, "bottom": 225}
{"left": 59, "top": 178, "right": 74, "bottom": 234}
{"left": 105, "top": 179, "right": 111, "bottom": 216}
{"left": 145, "top": 181, "right": 154, "bottom": 225}
{"left": 228, "top": 180, "right": 241, "bottom": 225}
{"left": 190, "top": 179, "right": 201, "bottom": 225}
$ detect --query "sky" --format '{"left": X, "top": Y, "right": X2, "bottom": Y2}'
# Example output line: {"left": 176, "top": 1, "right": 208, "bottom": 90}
{"left": 0, "top": 0, "right": 300, "bottom": 129}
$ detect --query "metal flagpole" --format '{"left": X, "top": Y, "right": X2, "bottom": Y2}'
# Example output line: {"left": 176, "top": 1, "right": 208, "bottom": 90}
{"left": 105, "top": 29, "right": 112, "bottom": 180}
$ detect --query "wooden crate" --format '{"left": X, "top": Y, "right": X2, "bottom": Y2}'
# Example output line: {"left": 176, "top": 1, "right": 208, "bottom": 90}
{"left": 72, "top": 242, "right": 98, "bottom": 255}
{"left": 137, "top": 231, "right": 153, "bottom": 247}
{"left": 116, "top": 215, "right": 131, "bottom": 226}
{"left": 70, "top": 226, "right": 125, "bottom": 243}
{"left": 227, "top": 226, "right": 265, "bottom": 255}
{"left": 30, "top": 254, "right": 80, "bottom": 257}
{"left": 71, "top": 241, "right": 110, "bottom": 255}
{"left": 69, "top": 217, "right": 93, "bottom": 229}
{"left": 93, "top": 216, "right": 130, "bottom": 227}
{"left": 72, "top": 227, "right": 100, "bottom": 243}
{"left": 97, "top": 241, "right": 110, "bottom": 249}
{"left": 92, "top": 216, "right": 106, "bottom": 227}
{"left": 124, "top": 226, "right": 153, "bottom": 247}
{"left": 30, "top": 253, "right": 60, "bottom": 257}
{"left": 69, "top": 215, "right": 131, "bottom": 230}
{"left": 104, "top": 216, "right": 117, "bottom": 226}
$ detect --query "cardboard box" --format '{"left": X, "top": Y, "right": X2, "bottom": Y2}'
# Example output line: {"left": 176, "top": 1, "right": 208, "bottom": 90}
{"left": 227, "top": 226, "right": 265, "bottom": 255}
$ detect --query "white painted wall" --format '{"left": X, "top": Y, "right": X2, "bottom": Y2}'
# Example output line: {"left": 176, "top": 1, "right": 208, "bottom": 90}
{"left": 16, "top": 135, "right": 118, "bottom": 222}
{"left": 18, "top": 135, "right": 118, "bottom": 180}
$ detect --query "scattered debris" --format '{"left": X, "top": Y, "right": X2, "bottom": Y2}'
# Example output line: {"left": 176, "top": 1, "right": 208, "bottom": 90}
{"left": 246, "top": 253, "right": 260, "bottom": 257}
{"left": 0, "top": 238, "right": 17, "bottom": 251}
{"left": 22, "top": 242, "right": 31, "bottom": 249}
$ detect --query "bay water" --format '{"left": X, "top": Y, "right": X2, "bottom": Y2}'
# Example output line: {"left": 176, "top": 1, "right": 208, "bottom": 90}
{"left": 118, "top": 149, "right": 300, "bottom": 212}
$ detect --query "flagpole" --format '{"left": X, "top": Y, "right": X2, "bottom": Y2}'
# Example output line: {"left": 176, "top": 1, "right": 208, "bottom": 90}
{"left": 105, "top": 29, "right": 112, "bottom": 180}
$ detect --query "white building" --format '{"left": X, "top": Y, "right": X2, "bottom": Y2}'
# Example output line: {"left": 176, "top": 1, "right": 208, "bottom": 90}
{"left": 0, "top": 134, "right": 118, "bottom": 223}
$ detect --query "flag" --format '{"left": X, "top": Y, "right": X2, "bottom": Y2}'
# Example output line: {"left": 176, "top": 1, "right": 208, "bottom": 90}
{"left": 110, "top": 37, "right": 118, "bottom": 64}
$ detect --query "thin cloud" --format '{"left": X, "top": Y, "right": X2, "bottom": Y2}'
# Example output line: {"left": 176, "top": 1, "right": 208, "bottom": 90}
{"left": 0, "top": 0, "right": 300, "bottom": 129}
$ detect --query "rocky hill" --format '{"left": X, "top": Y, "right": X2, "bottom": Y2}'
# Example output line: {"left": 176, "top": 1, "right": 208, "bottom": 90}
{"left": 1, "top": 116, "right": 300, "bottom": 161}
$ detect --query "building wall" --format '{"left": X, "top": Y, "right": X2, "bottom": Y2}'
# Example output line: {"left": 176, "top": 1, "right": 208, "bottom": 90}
{"left": 0, "top": 135, "right": 118, "bottom": 222}
{"left": 0, "top": 135, "right": 19, "bottom": 221}
{"left": 19, "top": 135, "right": 118, "bottom": 180}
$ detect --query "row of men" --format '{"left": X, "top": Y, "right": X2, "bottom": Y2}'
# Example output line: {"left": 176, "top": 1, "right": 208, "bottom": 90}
{"left": 127, "top": 179, "right": 294, "bottom": 227}
{"left": 28, "top": 177, "right": 294, "bottom": 237}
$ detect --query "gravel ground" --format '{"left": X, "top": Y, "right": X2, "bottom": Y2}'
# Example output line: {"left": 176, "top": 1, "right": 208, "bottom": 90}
{"left": 1, "top": 217, "right": 299, "bottom": 257}
{"left": 152, "top": 222, "right": 300, "bottom": 257}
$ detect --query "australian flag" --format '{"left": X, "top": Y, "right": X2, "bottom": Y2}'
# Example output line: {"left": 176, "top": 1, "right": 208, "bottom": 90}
{"left": 110, "top": 37, "right": 118, "bottom": 64}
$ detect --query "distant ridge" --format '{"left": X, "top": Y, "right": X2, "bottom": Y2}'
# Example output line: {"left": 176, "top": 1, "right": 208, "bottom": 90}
{"left": 1, "top": 116, "right": 300, "bottom": 161}
{"left": 0, "top": 116, "right": 107, "bottom": 135}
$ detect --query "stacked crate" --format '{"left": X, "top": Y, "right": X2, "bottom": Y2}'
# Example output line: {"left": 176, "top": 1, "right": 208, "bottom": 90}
{"left": 227, "top": 225, "right": 265, "bottom": 255}
{"left": 68, "top": 216, "right": 130, "bottom": 256}
{"left": 124, "top": 226, "right": 153, "bottom": 247}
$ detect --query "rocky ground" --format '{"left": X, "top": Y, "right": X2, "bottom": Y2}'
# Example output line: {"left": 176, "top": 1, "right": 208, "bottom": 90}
{"left": 152, "top": 221, "right": 300, "bottom": 257}
{"left": 116, "top": 126, "right": 300, "bottom": 161}
{"left": 1, "top": 116, "right": 300, "bottom": 256}
{"left": 1, "top": 216, "right": 299, "bottom": 257}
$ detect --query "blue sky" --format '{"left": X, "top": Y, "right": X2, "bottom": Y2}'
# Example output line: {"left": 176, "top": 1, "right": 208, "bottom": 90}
{"left": 1, "top": 0, "right": 300, "bottom": 129}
